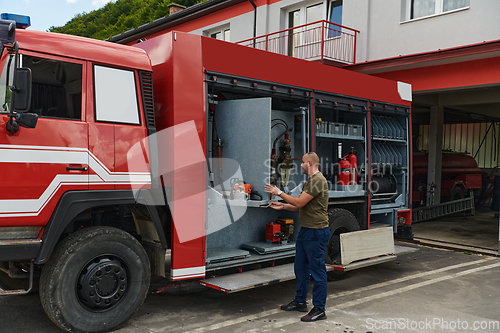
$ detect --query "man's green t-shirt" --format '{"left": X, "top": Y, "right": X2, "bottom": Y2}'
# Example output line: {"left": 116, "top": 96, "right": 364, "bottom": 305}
{"left": 299, "top": 172, "right": 329, "bottom": 229}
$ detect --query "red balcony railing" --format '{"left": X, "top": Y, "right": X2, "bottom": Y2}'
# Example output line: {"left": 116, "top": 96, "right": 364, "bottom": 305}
{"left": 237, "top": 20, "right": 359, "bottom": 65}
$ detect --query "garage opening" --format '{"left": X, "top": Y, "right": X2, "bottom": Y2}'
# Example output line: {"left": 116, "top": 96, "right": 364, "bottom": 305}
{"left": 410, "top": 85, "right": 500, "bottom": 254}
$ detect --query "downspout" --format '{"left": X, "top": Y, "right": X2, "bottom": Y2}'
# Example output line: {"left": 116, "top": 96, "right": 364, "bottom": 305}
{"left": 248, "top": 0, "right": 257, "bottom": 47}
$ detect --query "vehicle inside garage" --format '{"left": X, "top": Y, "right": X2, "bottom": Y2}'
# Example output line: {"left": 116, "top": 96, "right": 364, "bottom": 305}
{"left": 410, "top": 85, "right": 500, "bottom": 254}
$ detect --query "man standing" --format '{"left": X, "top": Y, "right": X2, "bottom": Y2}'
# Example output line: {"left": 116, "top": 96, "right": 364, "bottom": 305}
{"left": 264, "top": 152, "right": 330, "bottom": 322}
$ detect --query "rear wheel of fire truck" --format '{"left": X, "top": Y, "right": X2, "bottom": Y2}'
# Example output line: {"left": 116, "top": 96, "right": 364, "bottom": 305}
{"left": 39, "top": 226, "right": 150, "bottom": 333}
{"left": 325, "top": 208, "right": 360, "bottom": 281}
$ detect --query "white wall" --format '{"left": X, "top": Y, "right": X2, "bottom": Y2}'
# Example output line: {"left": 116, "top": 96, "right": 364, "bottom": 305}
{"left": 188, "top": 0, "right": 499, "bottom": 63}
{"left": 346, "top": 0, "right": 500, "bottom": 62}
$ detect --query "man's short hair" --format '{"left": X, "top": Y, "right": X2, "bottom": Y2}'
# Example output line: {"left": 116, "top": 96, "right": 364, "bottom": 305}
{"left": 305, "top": 152, "right": 320, "bottom": 165}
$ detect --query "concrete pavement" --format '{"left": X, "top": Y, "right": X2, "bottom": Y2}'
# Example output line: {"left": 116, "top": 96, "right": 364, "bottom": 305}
{"left": 1, "top": 244, "right": 499, "bottom": 333}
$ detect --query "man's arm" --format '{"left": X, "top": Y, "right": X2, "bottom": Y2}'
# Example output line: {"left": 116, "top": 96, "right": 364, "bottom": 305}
{"left": 264, "top": 184, "right": 314, "bottom": 209}
{"left": 268, "top": 202, "right": 300, "bottom": 211}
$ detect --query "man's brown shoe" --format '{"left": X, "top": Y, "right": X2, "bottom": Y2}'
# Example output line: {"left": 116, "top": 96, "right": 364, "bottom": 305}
{"left": 280, "top": 300, "right": 308, "bottom": 312}
{"left": 301, "top": 307, "right": 326, "bottom": 322}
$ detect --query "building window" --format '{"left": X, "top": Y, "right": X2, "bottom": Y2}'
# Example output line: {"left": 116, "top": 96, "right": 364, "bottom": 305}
{"left": 406, "top": 0, "right": 470, "bottom": 20}
{"left": 208, "top": 26, "right": 230, "bottom": 42}
{"left": 306, "top": 2, "right": 323, "bottom": 24}
{"left": 286, "top": 1, "right": 342, "bottom": 28}
{"left": 329, "top": 0, "right": 343, "bottom": 26}
{"left": 285, "top": 1, "right": 342, "bottom": 55}
{"left": 442, "top": 0, "right": 470, "bottom": 12}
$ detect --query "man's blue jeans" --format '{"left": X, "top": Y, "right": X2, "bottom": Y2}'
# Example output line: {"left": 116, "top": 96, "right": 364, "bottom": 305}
{"left": 293, "top": 226, "right": 331, "bottom": 311}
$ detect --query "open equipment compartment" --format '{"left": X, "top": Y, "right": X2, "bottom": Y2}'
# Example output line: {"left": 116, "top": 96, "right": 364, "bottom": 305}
{"left": 369, "top": 102, "right": 412, "bottom": 232}
{"left": 204, "top": 73, "right": 311, "bottom": 271}
{"left": 313, "top": 92, "right": 368, "bottom": 198}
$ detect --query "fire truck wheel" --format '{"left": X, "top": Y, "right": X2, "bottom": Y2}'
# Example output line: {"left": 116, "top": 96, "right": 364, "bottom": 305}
{"left": 39, "top": 226, "right": 150, "bottom": 333}
{"left": 450, "top": 187, "right": 465, "bottom": 201}
{"left": 325, "top": 208, "right": 360, "bottom": 265}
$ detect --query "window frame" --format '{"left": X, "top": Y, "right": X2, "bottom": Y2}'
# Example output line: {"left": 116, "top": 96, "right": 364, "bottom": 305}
{"left": 285, "top": 0, "right": 342, "bottom": 29}
{"left": 92, "top": 64, "right": 142, "bottom": 126}
{"left": 205, "top": 24, "right": 231, "bottom": 42}
{"left": 12, "top": 50, "right": 86, "bottom": 121}
{"left": 402, "top": 0, "right": 470, "bottom": 22}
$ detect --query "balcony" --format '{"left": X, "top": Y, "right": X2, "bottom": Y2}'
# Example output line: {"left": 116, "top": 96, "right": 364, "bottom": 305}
{"left": 236, "top": 20, "right": 359, "bottom": 66}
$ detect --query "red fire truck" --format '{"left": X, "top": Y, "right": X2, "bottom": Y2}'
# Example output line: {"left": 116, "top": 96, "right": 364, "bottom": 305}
{"left": 0, "top": 14, "right": 414, "bottom": 332}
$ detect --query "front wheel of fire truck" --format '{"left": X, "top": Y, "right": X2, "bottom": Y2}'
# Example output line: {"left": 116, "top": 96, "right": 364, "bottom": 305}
{"left": 325, "top": 208, "right": 360, "bottom": 281}
{"left": 39, "top": 226, "right": 150, "bottom": 333}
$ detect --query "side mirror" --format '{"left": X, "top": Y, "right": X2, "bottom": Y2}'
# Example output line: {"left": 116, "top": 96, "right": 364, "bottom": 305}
{"left": 11, "top": 67, "right": 32, "bottom": 112}
{"left": 15, "top": 112, "right": 37, "bottom": 128}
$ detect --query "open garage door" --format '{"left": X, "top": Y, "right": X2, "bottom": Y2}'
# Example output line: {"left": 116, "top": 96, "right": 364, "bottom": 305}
{"left": 410, "top": 85, "right": 500, "bottom": 255}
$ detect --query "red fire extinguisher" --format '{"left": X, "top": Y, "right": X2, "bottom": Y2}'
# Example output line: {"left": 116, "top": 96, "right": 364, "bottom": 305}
{"left": 338, "top": 147, "right": 357, "bottom": 185}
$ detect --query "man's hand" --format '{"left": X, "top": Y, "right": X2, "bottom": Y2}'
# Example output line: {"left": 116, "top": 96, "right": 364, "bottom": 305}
{"left": 264, "top": 184, "right": 280, "bottom": 196}
{"left": 268, "top": 201, "right": 284, "bottom": 210}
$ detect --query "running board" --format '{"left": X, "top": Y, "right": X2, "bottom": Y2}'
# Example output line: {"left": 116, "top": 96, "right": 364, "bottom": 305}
{"left": 200, "top": 263, "right": 300, "bottom": 293}
{"left": 201, "top": 263, "right": 337, "bottom": 293}
{"left": 200, "top": 245, "right": 417, "bottom": 293}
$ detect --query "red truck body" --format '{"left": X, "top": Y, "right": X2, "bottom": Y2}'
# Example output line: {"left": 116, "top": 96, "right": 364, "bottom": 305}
{"left": 135, "top": 31, "right": 412, "bottom": 279}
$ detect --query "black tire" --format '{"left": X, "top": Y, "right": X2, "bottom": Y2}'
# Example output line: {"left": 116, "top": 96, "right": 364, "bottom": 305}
{"left": 450, "top": 187, "right": 465, "bottom": 201}
{"left": 39, "top": 227, "right": 150, "bottom": 333}
{"left": 325, "top": 208, "right": 360, "bottom": 265}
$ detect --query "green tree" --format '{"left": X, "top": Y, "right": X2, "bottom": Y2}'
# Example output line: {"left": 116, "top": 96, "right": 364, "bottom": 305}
{"left": 49, "top": 0, "right": 205, "bottom": 40}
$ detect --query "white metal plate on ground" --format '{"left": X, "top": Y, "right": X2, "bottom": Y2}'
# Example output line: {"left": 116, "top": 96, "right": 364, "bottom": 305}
{"left": 340, "top": 227, "right": 395, "bottom": 265}
{"left": 200, "top": 263, "right": 296, "bottom": 293}
{"left": 200, "top": 263, "right": 336, "bottom": 293}
{"left": 200, "top": 245, "right": 418, "bottom": 293}
{"left": 329, "top": 244, "right": 418, "bottom": 272}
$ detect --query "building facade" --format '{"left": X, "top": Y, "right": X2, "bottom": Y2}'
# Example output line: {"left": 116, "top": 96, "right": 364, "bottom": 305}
{"left": 110, "top": 0, "right": 500, "bottom": 205}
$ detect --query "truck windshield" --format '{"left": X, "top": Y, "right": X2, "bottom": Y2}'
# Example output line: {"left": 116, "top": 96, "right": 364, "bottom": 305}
{"left": 0, "top": 53, "right": 14, "bottom": 113}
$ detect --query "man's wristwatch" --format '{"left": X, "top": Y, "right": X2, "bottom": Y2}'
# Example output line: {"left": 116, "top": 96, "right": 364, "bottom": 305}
{"left": 277, "top": 190, "right": 283, "bottom": 196}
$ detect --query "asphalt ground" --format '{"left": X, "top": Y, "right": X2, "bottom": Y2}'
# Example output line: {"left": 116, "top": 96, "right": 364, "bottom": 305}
{"left": 1, "top": 244, "right": 500, "bottom": 333}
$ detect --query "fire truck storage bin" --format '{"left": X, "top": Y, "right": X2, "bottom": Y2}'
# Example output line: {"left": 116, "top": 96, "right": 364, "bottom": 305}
{"left": 346, "top": 124, "right": 363, "bottom": 137}
{"left": 316, "top": 121, "right": 327, "bottom": 134}
{"left": 330, "top": 122, "right": 344, "bottom": 135}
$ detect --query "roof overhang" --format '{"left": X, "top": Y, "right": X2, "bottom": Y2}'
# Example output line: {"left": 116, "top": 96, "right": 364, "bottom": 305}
{"left": 347, "top": 39, "right": 500, "bottom": 75}
{"left": 107, "top": 0, "right": 245, "bottom": 44}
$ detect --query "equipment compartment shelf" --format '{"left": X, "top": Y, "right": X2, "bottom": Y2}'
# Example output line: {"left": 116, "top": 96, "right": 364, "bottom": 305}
{"left": 372, "top": 137, "right": 407, "bottom": 143}
{"left": 316, "top": 133, "right": 364, "bottom": 141}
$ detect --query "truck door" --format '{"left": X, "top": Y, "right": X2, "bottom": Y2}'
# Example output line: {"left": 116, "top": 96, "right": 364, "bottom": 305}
{"left": 89, "top": 64, "right": 150, "bottom": 190}
{"left": 0, "top": 52, "right": 88, "bottom": 226}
